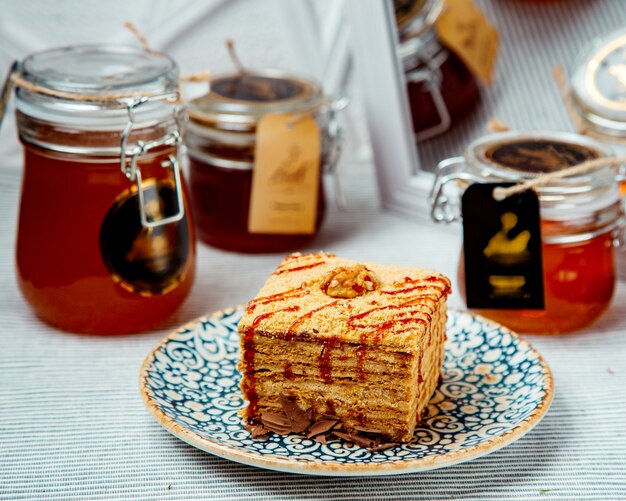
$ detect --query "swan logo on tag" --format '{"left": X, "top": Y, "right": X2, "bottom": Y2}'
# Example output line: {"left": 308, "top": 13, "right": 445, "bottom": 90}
{"left": 462, "top": 183, "right": 544, "bottom": 309}
{"left": 100, "top": 179, "right": 191, "bottom": 295}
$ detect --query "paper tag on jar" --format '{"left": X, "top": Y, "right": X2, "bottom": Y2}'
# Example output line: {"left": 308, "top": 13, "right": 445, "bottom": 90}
{"left": 462, "top": 183, "right": 545, "bottom": 309}
{"left": 248, "top": 113, "right": 321, "bottom": 235}
{"left": 435, "top": 0, "right": 499, "bottom": 85}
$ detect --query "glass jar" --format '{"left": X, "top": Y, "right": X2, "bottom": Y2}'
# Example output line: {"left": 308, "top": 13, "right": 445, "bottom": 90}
{"left": 569, "top": 28, "right": 626, "bottom": 278}
{"left": 431, "top": 130, "right": 624, "bottom": 334}
{"left": 186, "top": 70, "right": 342, "bottom": 253}
{"left": 12, "top": 45, "right": 195, "bottom": 334}
{"left": 397, "top": 0, "right": 480, "bottom": 141}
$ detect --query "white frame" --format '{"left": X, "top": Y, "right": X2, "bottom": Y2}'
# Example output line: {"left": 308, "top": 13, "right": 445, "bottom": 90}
{"left": 346, "top": 0, "right": 433, "bottom": 219}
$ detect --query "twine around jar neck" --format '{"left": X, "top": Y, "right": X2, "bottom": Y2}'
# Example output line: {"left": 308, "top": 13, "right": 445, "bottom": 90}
{"left": 492, "top": 155, "right": 626, "bottom": 200}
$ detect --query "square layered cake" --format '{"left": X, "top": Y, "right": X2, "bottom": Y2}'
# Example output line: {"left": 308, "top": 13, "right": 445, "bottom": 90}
{"left": 238, "top": 252, "right": 450, "bottom": 442}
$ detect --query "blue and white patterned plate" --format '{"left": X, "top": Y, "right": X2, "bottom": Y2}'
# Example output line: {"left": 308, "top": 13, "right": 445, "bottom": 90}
{"left": 140, "top": 307, "right": 553, "bottom": 476}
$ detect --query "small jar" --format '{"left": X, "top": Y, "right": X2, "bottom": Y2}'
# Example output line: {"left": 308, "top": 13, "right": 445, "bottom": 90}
{"left": 186, "top": 70, "right": 341, "bottom": 253}
{"left": 397, "top": 0, "right": 480, "bottom": 141}
{"left": 431, "top": 131, "right": 624, "bottom": 334}
{"left": 13, "top": 45, "right": 195, "bottom": 334}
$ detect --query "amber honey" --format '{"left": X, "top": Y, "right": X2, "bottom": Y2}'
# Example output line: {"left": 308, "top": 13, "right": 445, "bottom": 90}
{"left": 188, "top": 156, "right": 325, "bottom": 253}
{"left": 17, "top": 145, "right": 195, "bottom": 334}
{"left": 459, "top": 227, "right": 615, "bottom": 334}
{"left": 13, "top": 44, "right": 195, "bottom": 334}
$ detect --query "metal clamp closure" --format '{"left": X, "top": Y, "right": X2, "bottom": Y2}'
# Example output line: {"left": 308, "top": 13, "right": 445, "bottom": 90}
{"left": 430, "top": 156, "right": 484, "bottom": 223}
{"left": 406, "top": 44, "right": 451, "bottom": 142}
{"left": 325, "top": 96, "right": 349, "bottom": 209}
{"left": 118, "top": 92, "right": 185, "bottom": 229}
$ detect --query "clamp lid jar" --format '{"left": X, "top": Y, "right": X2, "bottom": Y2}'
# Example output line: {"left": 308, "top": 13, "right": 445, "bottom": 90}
{"left": 396, "top": 0, "right": 480, "bottom": 141}
{"left": 13, "top": 44, "right": 195, "bottom": 334}
{"left": 186, "top": 69, "right": 342, "bottom": 253}
{"left": 432, "top": 130, "right": 623, "bottom": 334}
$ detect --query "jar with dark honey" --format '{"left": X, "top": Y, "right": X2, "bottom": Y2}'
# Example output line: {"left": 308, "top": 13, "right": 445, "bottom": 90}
{"left": 12, "top": 44, "right": 195, "bottom": 334}
{"left": 396, "top": 0, "right": 480, "bottom": 141}
{"left": 186, "top": 70, "right": 342, "bottom": 253}
{"left": 431, "top": 131, "right": 624, "bottom": 334}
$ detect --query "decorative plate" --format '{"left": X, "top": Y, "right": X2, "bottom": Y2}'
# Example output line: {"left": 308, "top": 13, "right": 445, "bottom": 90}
{"left": 139, "top": 307, "right": 553, "bottom": 476}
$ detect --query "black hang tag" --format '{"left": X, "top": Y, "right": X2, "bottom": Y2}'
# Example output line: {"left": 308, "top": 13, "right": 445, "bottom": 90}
{"left": 462, "top": 183, "right": 545, "bottom": 309}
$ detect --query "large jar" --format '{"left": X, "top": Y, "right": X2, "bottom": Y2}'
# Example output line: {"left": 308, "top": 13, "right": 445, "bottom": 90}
{"left": 569, "top": 28, "right": 626, "bottom": 278}
{"left": 431, "top": 130, "right": 624, "bottom": 334}
{"left": 186, "top": 70, "right": 342, "bottom": 253}
{"left": 13, "top": 45, "right": 195, "bottom": 334}
{"left": 397, "top": 0, "right": 480, "bottom": 141}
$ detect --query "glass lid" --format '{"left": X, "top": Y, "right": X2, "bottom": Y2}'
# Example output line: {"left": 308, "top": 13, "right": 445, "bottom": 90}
{"left": 395, "top": 0, "right": 444, "bottom": 42}
{"left": 19, "top": 44, "right": 178, "bottom": 98}
{"left": 571, "top": 28, "right": 626, "bottom": 132}
{"left": 15, "top": 44, "right": 179, "bottom": 128}
{"left": 188, "top": 69, "right": 326, "bottom": 129}
{"left": 394, "top": 0, "right": 428, "bottom": 30}
{"left": 464, "top": 130, "right": 620, "bottom": 219}
{"left": 466, "top": 130, "right": 615, "bottom": 198}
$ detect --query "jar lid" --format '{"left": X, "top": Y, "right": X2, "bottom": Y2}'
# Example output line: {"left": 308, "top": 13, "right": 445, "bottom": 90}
{"left": 570, "top": 28, "right": 626, "bottom": 137}
{"left": 398, "top": 27, "right": 442, "bottom": 72}
{"left": 188, "top": 70, "right": 326, "bottom": 132}
{"left": 465, "top": 130, "right": 618, "bottom": 218}
{"left": 394, "top": 0, "right": 427, "bottom": 31}
{"left": 16, "top": 44, "right": 178, "bottom": 129}
{"left": 395, "top": 0, "right": 443, "bottom": 43}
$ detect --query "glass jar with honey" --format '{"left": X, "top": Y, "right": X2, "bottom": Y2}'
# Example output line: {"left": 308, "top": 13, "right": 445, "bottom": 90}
{"left": 568, "top": 27, "right": 626, "bottom": 278}
{"left": 186, "top": 70, "right": 342, "bottom": 253}
{"left": 12, "top": 44, "right": 195, "bottom": 334}
{"left": 431, "top": 130, "right": 624, "bottom": 334}
{"left": 396, "top": 0, "right": 480, "bottom": 141}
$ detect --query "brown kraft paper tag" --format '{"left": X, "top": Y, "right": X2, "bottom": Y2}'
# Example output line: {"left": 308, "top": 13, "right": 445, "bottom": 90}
{"left": 462, "top": 183, "right": 545, "bottom": 309}
{"left": 248, "top": 113, "right": 321, "bottom": 234}
{"left": 435, "top": 0, "right": 499, "bottom": 85}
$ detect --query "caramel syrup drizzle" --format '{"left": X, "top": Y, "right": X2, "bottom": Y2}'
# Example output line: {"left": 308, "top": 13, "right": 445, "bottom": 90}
{"left": 286, "top": 300, "right": 340, "bottom": 337}
{"left": 242, "top": 305, "right": 300, "bottom": 418}
{"left": 283, "top": 361, "right": 295, "bottom": 380}
{"left": 246, "top": 285, "right": 309, "bottom": 313}
{"left": 273, "top": 260, "right": 326, "bottom": 276}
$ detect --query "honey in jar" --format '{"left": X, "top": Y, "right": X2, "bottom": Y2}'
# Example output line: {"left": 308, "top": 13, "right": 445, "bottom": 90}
{"left": 397, "top": 0, "right": 481, "bottom": 140}
{"left": 12, "top": 44, "right": 195, "bottom": 334}
{"left": 186, "top": 70, "right": 342, "bottom": 253}
{"left": 569, "top": 27, "right": 626, "bottom": 279}
{"left": 432, "top": 131, "right": 623, "bottom": 334}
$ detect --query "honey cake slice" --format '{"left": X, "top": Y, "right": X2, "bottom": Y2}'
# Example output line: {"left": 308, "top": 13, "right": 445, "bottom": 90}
{"left": 238, "top": 252, "right": 450, "bottom": 443}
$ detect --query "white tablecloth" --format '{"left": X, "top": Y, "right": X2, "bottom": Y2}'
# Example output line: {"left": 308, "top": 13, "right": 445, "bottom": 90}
{"left": 1, "top": 157, "right": 625, "bottom": 501}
